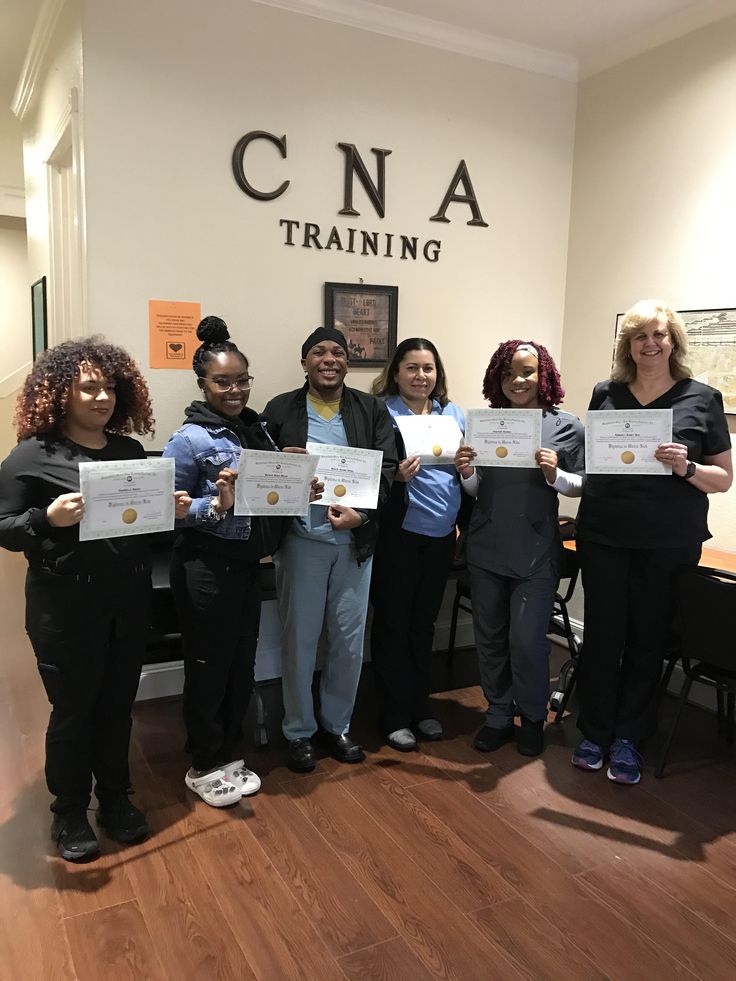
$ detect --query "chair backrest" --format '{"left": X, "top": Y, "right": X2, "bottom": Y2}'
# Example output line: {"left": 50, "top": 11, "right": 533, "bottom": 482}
{"left": 676, "top": 565, "right": 736, "bottom": 671}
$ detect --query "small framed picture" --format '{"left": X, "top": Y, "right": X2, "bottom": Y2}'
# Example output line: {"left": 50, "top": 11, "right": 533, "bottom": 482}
{"left": 324, "top": 282, "right": 398, "bottom": 366}
{"left": 31, "top": 276, "right": 48, "bottom": 360}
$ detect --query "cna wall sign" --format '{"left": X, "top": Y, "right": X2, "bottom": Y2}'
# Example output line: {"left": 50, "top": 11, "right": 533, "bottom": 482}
{"left": 231, "top": 131, "right": 489, "bottom": 265}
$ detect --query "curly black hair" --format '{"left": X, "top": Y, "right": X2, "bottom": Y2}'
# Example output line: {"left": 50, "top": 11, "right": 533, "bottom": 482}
{"left": 482, "top": 339, "right": 564, "bottom": 408}
{"left": 15, "top": 337, "right": 154, "bottom": 440}
{"left": 192, "top": 316, "right": 248, "bottom": 376}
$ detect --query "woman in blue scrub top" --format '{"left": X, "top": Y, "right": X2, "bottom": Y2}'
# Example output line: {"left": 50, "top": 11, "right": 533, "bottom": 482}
{"left": 370, "top": 338, "right": 465, "bottom": 751}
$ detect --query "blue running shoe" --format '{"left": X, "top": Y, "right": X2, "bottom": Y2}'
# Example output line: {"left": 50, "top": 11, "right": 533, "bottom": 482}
{"left": 571, "top": 739, "right": 605, "bottom": 771}
{"left": 607, "top": 738, "right": 641, "bottom": 784}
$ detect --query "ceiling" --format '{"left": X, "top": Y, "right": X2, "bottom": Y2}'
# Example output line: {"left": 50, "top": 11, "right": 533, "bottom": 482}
{"left": 2, "top": 0, "right": 735, "bottom": 107}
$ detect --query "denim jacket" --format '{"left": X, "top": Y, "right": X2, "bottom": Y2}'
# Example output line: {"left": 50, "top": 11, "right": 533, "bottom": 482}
{"left": 163, "top": 402, "right": 278, "bottom": 544}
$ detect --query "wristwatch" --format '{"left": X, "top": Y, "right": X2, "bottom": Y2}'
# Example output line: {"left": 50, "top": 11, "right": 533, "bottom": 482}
{"left": 208, "top": 499, "right": 226, "bottom": 521}
{"left": 683, "top": 460, "right": 696, "bottom": 480}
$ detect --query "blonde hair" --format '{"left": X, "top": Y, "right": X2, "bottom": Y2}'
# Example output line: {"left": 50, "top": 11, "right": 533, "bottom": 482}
{"left": 612, "top": 299, "right": 691, "bottom": 383}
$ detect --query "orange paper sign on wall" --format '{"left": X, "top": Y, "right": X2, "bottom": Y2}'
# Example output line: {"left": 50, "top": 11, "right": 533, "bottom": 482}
{"left": 149, "top": 299, "right": 201, "bottom": 369}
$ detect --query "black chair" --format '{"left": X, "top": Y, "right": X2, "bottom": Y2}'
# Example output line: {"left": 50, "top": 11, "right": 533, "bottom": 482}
{"left": 547, "top": 543, "right": 582, "bottom": 721}
{"left": 655, "top": 566, "right": 736, "bottom": 778}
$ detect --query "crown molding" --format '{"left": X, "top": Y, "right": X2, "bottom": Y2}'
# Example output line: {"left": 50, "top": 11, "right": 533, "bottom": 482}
{"left": 11, "top": 0, "right": 67, "bottom": 121}
{"left": 580, "top": 0, "right": 736, "bottom": 79}
{"left": 251, "top": 0, "right": 578, "bottom": 81}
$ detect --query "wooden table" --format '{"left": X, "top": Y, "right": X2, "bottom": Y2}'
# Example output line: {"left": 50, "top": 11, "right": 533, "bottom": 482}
{"left": 563, "top": 539, "right": 736, "bottom": 574}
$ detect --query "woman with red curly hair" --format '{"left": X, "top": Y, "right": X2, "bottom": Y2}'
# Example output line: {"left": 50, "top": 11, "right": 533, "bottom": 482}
{"left": 0, "top": 339, "right": 185, "bottom": 862}
{"left": 455, "top": 340, "right": 584, "bottom": 757}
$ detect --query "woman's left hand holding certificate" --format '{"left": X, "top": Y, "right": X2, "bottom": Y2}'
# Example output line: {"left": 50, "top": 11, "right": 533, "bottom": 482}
{"left": 78, "top": 457, "right": 176, "bottom": 541}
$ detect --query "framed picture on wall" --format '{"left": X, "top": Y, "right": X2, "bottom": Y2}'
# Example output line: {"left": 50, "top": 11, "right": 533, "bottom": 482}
{"left": 31, "top": 277, "right": 48, "bottom": 361}
{"left": 614, "top": 306, "right": 736, "bottom": 414}
{"left": 324, "top": 282, "right": 398, "bottom": 366}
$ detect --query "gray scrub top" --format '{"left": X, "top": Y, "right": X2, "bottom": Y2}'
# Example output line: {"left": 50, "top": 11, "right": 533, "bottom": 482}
{"left": 466, "top": 408, "right": 585, "bottom": 579}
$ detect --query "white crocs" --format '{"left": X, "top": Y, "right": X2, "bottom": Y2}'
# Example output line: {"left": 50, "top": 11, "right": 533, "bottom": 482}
{"left": 222, "top": 759, "right": 261, "bottom": 797}
{"left": 185, "top": 768, "right": 242, "bottom": 807}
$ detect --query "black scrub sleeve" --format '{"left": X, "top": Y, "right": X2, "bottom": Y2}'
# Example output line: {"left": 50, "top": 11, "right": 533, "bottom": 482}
{"left": 0, "top": 442, "right": 54, "bottom": 552}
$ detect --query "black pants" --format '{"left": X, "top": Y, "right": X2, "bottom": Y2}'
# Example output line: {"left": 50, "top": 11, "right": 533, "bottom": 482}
{"left": 469, "top": 563, "right": 558, "bottom": 727}
{"left": 576, "top": 539, "right": 702, "bottom": 747}
{"left": 25, "top": 567, "right": 151, "bottom": 814}
{"left": 370, "top": 527, "right": 456, "bottom": 734}
{"left": 170, "top": 546, "right": 261, "bottom": 772}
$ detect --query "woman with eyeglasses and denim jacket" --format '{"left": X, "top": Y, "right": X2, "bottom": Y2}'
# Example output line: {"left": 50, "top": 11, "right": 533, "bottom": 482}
{"left": 163, "top": 317, "right": 290, "bottom": 807}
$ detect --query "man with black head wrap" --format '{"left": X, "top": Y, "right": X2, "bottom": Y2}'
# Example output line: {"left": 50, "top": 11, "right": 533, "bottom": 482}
{"left": 262, "top": 327, "right": 397, "bottom": 771}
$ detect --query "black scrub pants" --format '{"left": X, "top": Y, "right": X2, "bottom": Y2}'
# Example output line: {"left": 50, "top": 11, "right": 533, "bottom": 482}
{"left": 25, "top": 566, "right": 151, "bottom": 815}
{"left": 170, "top": 545, "right": 261, "bottom": 772}
{"left": 576, "top": 539, "right": 702, "bottom": 747}
{"left": 370, "top": 527, "right": 456, "bottom": 734}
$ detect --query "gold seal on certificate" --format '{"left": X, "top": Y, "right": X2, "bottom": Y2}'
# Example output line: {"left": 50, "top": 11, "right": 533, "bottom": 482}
{"left": 234, "top": 449, "right": 318, "bottom": 516}
{"left": 394, "top": 415, "right": 463, "bottom": 465}
{"left": 306, "top": 443, "right": 384, "bottom": 509}
{"left": 464, "top": 409, "right": 542, "bottom": 468}
{"left": 78, "top": 457, "right": 175, "bottom": 541}
{"left": 585, "top": 409, "right": 673, "bottom": 475}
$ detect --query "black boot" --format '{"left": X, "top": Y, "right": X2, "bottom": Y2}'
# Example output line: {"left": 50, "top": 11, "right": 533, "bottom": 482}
{"left": 51, "top": 811, "right": 100, "bottom": 862}
{"left": 97, "top": 795, "right": 150, "bottom": 844}
{"left": 474, "top": 725, "right": 515, "bottom": 752}
{"left": 517, "top": 718, "right": 545, "bottom": 757}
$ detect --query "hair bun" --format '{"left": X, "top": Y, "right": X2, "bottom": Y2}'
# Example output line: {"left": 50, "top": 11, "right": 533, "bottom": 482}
{"left": 196, "top": 316, "right": 230, "bottom": 345}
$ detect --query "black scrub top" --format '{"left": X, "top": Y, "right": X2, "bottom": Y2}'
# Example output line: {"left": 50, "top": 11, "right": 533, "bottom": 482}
{"left": 577, "top": 379, "right": 731, "bottom": 549}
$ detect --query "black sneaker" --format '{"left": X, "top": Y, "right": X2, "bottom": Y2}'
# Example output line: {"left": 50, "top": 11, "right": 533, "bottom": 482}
{"left": 51, "top": 811, "right": 100, "bottom": 862}
{"left": 96, "top": 795, "right": 150, "bottom": 845}
{"left": 517, "top": 718, "right": 545, "bottom": 757}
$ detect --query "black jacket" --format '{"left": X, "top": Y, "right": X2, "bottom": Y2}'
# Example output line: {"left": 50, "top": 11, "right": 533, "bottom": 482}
{"left": 261, "top": 383, "right": 398, "bottom": 561}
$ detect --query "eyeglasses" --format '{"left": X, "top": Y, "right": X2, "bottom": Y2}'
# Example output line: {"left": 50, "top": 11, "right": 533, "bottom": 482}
{"left": 206, "top": 376, "right": 255, "bottom": 392}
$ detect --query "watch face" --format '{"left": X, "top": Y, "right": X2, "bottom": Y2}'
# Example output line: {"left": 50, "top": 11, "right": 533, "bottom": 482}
{"left": 685, "top": 461, "right": 696, "bottom": 479}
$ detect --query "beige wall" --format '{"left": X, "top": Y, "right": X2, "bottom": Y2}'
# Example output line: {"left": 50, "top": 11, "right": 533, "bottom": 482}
{"left": 562, "top": 15, "right": 736, "bottom": 551}
{"left": 80, "top": 0, "right": 577, "bottom": 443}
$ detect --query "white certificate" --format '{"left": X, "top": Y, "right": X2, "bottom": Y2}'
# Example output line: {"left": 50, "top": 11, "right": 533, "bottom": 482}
{"left": 306, "top": 443, "right": 383, "bottom": 509}
{"left": 78, "top": 457, "right": 175, "bottom": 541}
{"left": 464, "top": 408, "right": 543, "bottom": 467}
{"left": 234, "top": 449, "right": 318, "bottom": 516}
{"left": 394, "top": 414, "right": 463, "bottom": 465}
{"left": 585, "top": 409, "right": 672, "bottom": 475}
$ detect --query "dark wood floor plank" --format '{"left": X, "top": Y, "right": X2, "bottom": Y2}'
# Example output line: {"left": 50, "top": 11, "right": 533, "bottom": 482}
{"left": 471, "top": 898, "right": 609, "bottom": 981}
{"left": 127, "top": 821, "right": 258, "bottom": 981}
{"left": 190, "top": 827, "right": 346, "bottom": 981}
{"left": 64, "top": 899, "right": 164, "bottom": 980}
{"left": 617, "top": 840, "right": 736, "bottom": 938}
{"left": 338, "top": 936, "right": 436, "bottom": 981}
{"left": 339, "top": 762, "right": 517, "bottom": 910}
{"left": 581, "top": 861, "right": 736, "bottom": 978}
{"left": 288, "top": 774, "right": 527, "bottom": 981}
{"left": 409, "top": 780, "right": 697, "bottom": 980}
{"left": 248, "top": 789, "right": 397, "bottom": 956}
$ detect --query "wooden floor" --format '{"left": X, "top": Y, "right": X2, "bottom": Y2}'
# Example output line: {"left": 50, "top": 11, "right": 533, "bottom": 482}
{"left": 2, "top": 549, "right": 736, "bottom": 980}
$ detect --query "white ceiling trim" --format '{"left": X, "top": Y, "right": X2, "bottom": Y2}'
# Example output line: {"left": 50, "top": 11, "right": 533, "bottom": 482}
{"left": 580, "top": 0, "right": 736, "bottom": 78}
{"left": 251, "top": 0, "right": 579, "bottom": 81}
{"left": 11, "top": 0, "right": 66, "bottom": 121}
